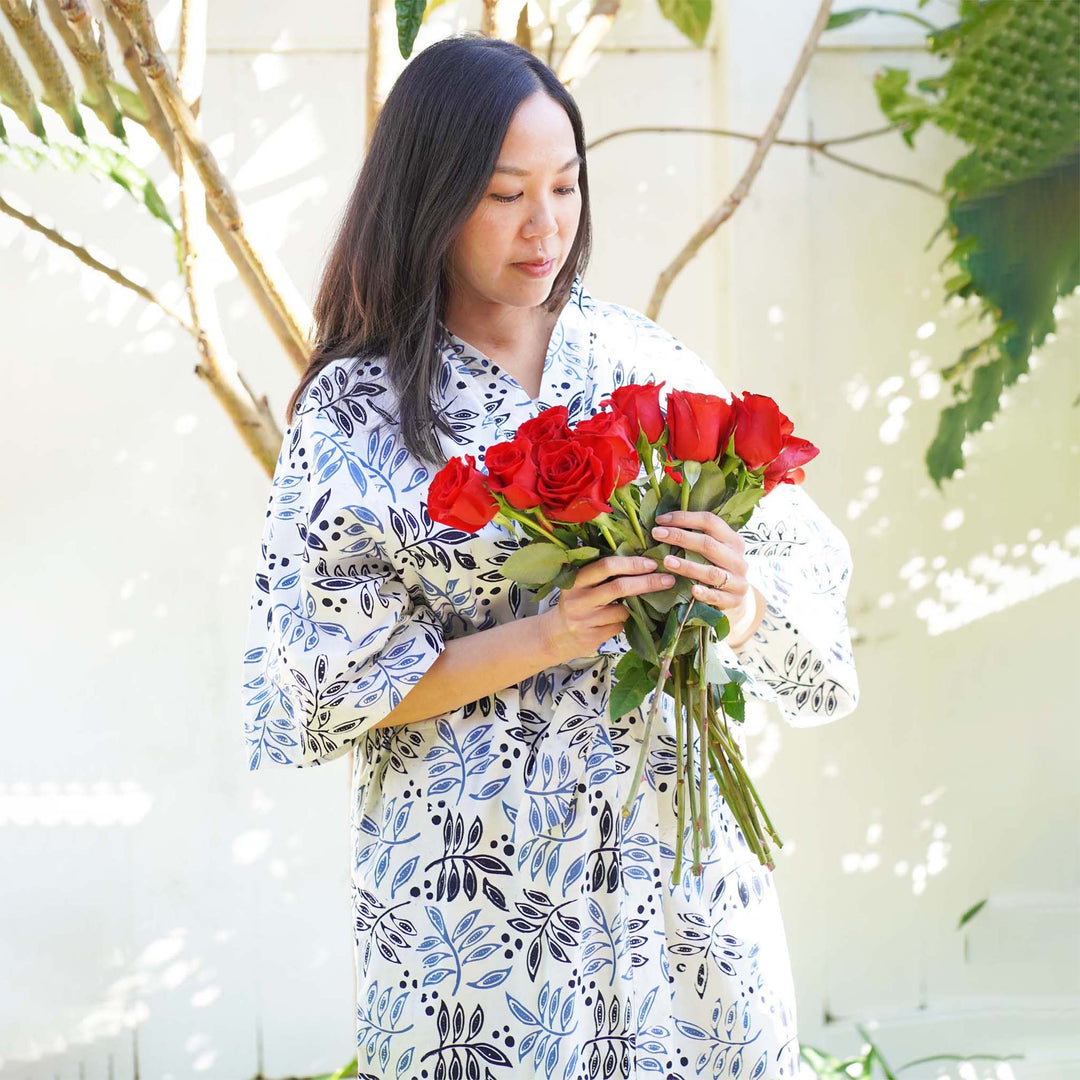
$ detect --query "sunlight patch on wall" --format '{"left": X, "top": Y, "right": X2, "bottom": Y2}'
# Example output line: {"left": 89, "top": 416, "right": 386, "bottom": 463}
{"left": 908, "top": 525, "right": 1080, "bottom": 635}
{"left": 0, "top": 781, "right": 153, "bottom": 826}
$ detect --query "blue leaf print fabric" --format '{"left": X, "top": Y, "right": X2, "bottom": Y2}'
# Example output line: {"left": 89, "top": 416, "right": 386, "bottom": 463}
{"left": 241, "top": 274, "right": 860, "bottom": 1079}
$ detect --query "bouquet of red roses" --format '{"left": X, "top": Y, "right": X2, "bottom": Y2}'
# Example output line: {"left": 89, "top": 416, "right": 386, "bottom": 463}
{"left": 427, "top": 382, "right": 817, "bottom": 884}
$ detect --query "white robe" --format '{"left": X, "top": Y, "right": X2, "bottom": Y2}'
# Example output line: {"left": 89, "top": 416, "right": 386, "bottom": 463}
{"left": 241, "top": 273, "right": 859, "bottom": 1079}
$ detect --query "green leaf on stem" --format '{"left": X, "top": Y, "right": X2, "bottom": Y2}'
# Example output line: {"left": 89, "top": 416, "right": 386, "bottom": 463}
{"left": 685, "top": 460, "right": 727, "bottom": 512}
{"left": 564, "top": 545, "right": 600, "bottom": 563}
{"left": 639, "top": 485, "right": 660, "bottom": 526}
{"left": 623, "top": 607, "right": 661, "bottom": 665}
{"left": 720, "top": 681, "right": 745, "bottom": 724}
{"left": 552, "top": 563, "right": 580, "bottom": 589}
{"left": 658, "top": 473, "right": 682, "bottom": 512}
{"left": 501, "top": 542, "right": 567, "bottom": 585}
{"left": 610, "top": 664, "right": 656, "bottom": 721}
{"left": 718, "top": 486, "right": 765, "bottom": 527}
{"left": 684, "top": 599, "right": 728, "bottom": 632}
{"left": 640, "top": 575, "right": 692, "bottom": 615}
{"left": 658, "top": 603, "right": 689, "bottom": 653}
{"left": 681, "top": 459, "right": 702, "bottom": 487}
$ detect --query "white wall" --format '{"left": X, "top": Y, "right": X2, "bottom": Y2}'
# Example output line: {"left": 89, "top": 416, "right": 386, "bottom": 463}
{"left": 0, "top": 0, "right": 1076, "bottom": 1076}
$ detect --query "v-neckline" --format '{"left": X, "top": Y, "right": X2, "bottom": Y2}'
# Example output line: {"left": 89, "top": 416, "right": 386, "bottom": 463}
{"left": 438, "top": 282, "right": 578, "bottom": 409}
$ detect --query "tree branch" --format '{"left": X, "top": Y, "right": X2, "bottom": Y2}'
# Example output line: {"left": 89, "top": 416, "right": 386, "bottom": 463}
{"left": 0, "top": 0, "right": 84, "bottom": 136}
{"left": 43, "top": 0, "right": 125, "bottom": 138}
{"left": 103, "top": 0, "right": 314, "bottom": 372}
{"left": 645, "top": 0, "right": 836, "bottom": 319}
{"left": 585, "top": 122, "right": 944, "bottom": 200}
{"left": 175, "top": 0, "right": 282, "bottom": 473}
{"left": 556, "top": 0, "right": 619, "bottom": 87}
{"left": 0, "top": 189, "right": 195, "bottom": 333}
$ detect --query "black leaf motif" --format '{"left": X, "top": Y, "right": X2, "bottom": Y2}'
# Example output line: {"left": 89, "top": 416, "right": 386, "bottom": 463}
{"left": 738, "top": 876, "right": 751, "bottom": 907}
{"left": 527, "top": 936, "right": 542, "bottom": 980}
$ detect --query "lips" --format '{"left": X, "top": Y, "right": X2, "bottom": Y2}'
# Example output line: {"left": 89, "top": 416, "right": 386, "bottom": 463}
{"left": 518, "top": 259, "right": 552, "bottom": 267}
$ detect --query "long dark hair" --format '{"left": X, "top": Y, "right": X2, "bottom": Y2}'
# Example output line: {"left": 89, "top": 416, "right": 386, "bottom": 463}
{"left": 284, "top": 33, "right": 593, "bottom": 470}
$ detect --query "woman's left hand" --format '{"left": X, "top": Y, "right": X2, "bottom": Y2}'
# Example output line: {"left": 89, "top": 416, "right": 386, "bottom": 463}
{"left": 650, "top": 510, "right": 764, "bottom": 644}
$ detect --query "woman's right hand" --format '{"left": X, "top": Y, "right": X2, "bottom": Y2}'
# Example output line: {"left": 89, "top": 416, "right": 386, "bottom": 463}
{"left": 536, "top": 555, "right": 675, "bottom": 666}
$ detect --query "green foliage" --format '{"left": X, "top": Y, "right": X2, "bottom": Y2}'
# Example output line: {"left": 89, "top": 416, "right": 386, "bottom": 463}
{"left": 0, "top": 135, "right": 179, "bottom": 257}
{"left": 396, "top": 0, "right": 427, "bottom": 58}
{"left": 832, "top": 0, "right": 1080, "bottom": 486}
{"left": 657, "top": 0, "right": 712, "bottom": 47}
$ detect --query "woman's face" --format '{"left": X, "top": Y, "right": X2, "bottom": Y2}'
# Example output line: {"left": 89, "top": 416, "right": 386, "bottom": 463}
{"left": 449, "top": 91, "right": 583, "bottom": 310}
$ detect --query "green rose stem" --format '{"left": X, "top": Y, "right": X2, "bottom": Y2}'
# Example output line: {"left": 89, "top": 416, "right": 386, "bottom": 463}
{"left": 640, "top": 442, "right": 663, "bottom": 499}
{"left": 493, "top": 509, "right": 560, "bottom": 547}
{"left": 532, "top": 505, "right": 570, "bottom": 548}
{"left": 596, "top": 515, "right": 620, "bottom": 552}
{"left": 613, "top": 487, "right": 648, "bottom": 549}
{"left": 708, "top": 699, "right": 782, "bottom": 847}
{"left": 621, "top": 601, "right": 695, "bottom": 825}
{"left": 706, "top": 730, "right": 767, "bottom": 868}
{"left": 697, "top": 628, "right": 711, "bottom": 850}
{"left": 672, "top": 660, "right": 687, "bottom": 884}
{"left": 685, "top": 665, "right": 702, "bottom": 876}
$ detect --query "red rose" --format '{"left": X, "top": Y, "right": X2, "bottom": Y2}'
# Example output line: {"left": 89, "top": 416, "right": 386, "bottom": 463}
{"left": 485, "top": 437, "right": 541, "bottom": 510}
{"left": 763, "top": 435, "right": 819, "bottom": 493}
{"left": 733, "top": 392, "right": 786, "bottom": 470}
{"left": 599, "top": 381, "right": 667, "bottom": 442}
{"left": 515, "top": 405, "right": 573, "bottom": 458}
{"left": 427, "top": 454, "right": 498, "bottom": 531}
{"left": 572, "top": 411, "right": 641, "bottom": 496}
{"left": 666, "top": 389, "right": 736, "bottom": 462}
{"left": 535, "top": 439, "right": 613, "bottom": 523}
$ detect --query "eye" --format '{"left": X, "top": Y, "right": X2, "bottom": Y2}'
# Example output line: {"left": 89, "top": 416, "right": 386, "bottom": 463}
{"left": 491, "top": 186, "right": 579, "bottom": 204}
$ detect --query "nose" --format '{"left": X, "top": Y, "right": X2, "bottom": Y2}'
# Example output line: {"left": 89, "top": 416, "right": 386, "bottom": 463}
{"left": 523, "top": 198, "right": 560, "bottom": 240}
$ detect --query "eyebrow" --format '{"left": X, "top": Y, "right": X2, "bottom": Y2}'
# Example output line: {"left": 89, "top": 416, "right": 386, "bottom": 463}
{"left": 493, "top": 154, "right": 582, "bottom": 177}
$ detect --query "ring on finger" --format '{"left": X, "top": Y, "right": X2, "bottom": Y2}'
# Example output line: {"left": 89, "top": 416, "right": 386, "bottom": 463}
{"left": 716, "top": 568, "right": 730, "bottom": 590}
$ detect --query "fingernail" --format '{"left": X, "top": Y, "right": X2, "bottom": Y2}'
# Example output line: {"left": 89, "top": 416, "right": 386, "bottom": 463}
{"left": 665, "top": 555, "right": 680, "bottom": 567}
{"left": 653, "top": 526, "right": 668, "bottom": 537}
{"left": 660, "top": 575, "right": 675, "bottom": 585}
{"left": 656, "top": 514, "right": 671, "bottom": 522}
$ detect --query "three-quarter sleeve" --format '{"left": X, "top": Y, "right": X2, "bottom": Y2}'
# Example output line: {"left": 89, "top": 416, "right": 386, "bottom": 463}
{"left": 713, "top": 482, "right": 860, "bottom": 727}
{"left": 241, "top": 406, "right": 447, "bottom": 770}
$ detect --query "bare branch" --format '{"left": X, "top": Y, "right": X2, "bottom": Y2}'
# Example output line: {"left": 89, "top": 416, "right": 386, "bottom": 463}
{"left": 0, "top": 21, "right": 45, "bottom": 133}
{"left": 103, "top": 0, "right": 313, "bottom": 372}
{"left": 0, "top": 189, "right": 195, "bottom": 333}
{"left": 0, "top": 0, "right": 84, "bottom": 136}
{"left": 585, "top": 123, "right": 944, "bottom": 200}
{"left": 646, "top": 0, "right": 836, "bottom": 319}
{"left": 98, "top": 5, "right": 301, "bottom": 367}
{"left": 556, "top": 0, "right": 618, "bottom": 87}
{"left": 175, "top": 0, "right": 282, "bottom": 473}
{"left": 43, "top": 0, "right": 125, "bottom": 137}
{"left": 587, "top": 121, "right": 899, "bottom": 152}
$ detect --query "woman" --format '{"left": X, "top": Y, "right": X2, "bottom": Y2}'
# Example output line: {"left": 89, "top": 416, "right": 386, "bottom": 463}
{"left": 241, "top": 32, "right": 859, "bottom": 1080}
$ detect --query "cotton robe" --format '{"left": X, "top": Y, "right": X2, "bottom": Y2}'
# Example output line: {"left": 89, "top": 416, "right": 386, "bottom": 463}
{"left": 241, "top": 273, "right": 860, "bottom": 1080}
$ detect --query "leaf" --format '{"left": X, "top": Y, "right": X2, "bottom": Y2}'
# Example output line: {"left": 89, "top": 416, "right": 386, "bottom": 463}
{"left": 624, "top": 611, "right": 661, "bottom": 666}
{"left": 926, "top": 400, "right": 967, "bottom": 487}
{"left": 957, "top": 897, "right": 988, "bottom": 930}
{"left": 684, "top": 600, "right": 728, "bottom": 632}
{"left": 501, "top": 543, "right": 567, "bottom": 586}
{"left": 656, "top": 0, "right": 711, "bottom": 47}
{"left": 395, "top": 0, "right": 427, "bottom": 57}
{"left": 685, "top": 460, "right": 728, "bottom": 513}
{"left": 565, "top": 545, "right": 600, "bottom": 564}
{"left": 610, "top": 668, "right": 655, "bottom": 722}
